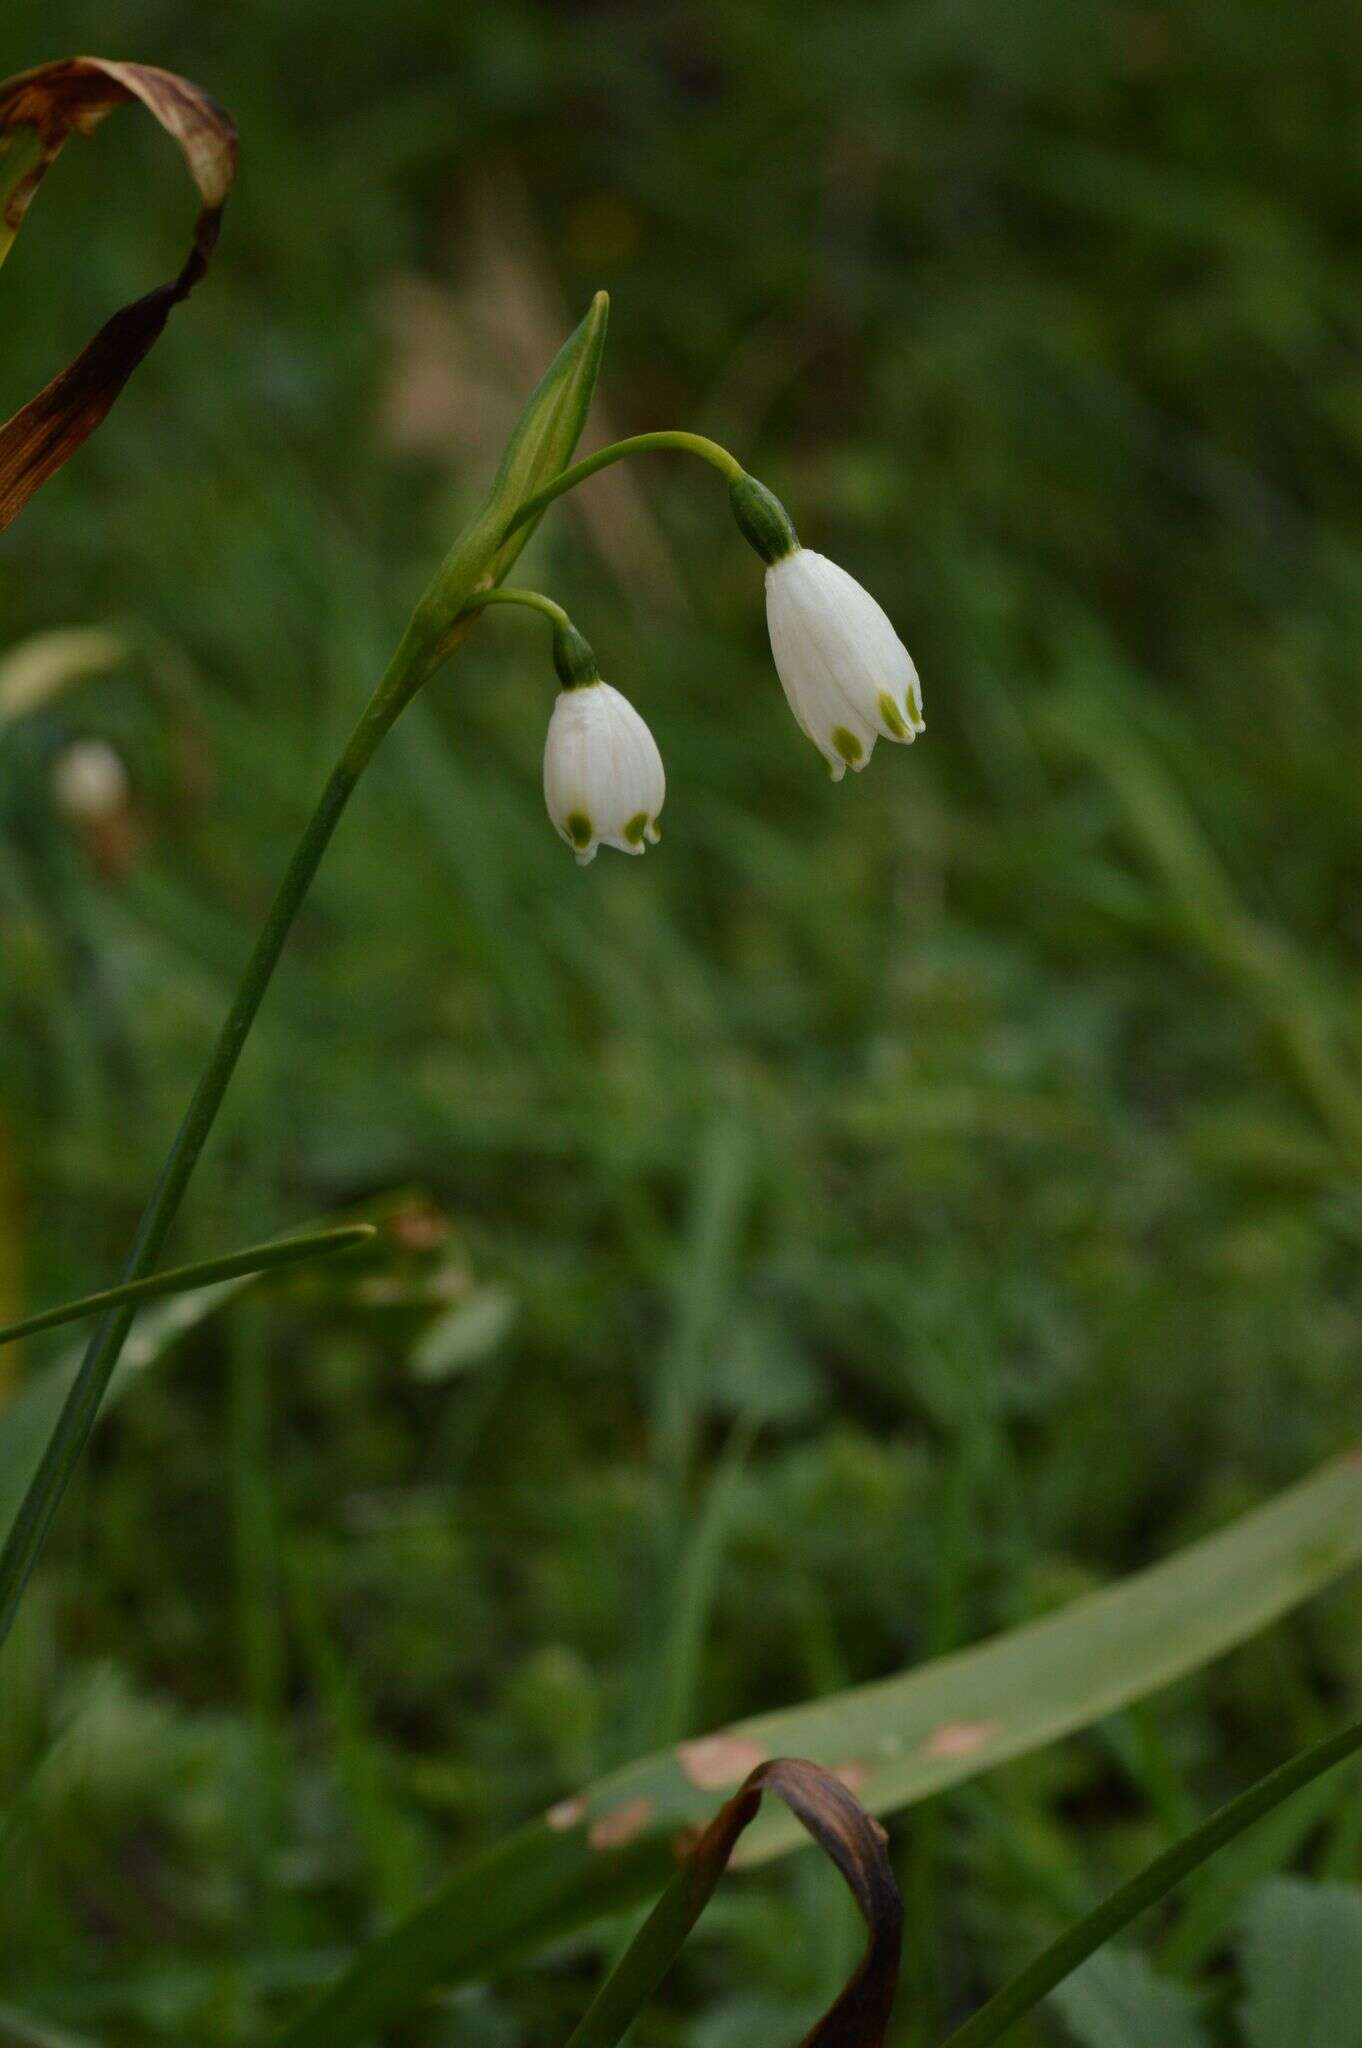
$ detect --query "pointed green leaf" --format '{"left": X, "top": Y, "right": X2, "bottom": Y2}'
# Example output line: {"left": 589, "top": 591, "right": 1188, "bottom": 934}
{"left": 402, "top": 291, "right": 609, "bottom": 668}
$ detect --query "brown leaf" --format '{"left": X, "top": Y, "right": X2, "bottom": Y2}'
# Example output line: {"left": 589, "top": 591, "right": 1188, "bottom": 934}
{"left": 683, "top": 1758, "right": 903, "bottom": 2047}
{"left": 0, "top": 56, "right": 237, "bottom": 530}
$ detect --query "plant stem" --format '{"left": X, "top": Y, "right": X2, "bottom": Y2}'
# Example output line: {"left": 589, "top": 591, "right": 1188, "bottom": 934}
{"left": 458, "top": 585, "right": 571, "bottom": 632}
{"left": 501, "top": 430, "right": 743, "bottom": 542}
{"left": 0, "top": 624, "right": 433, "bottom": 1655}
{"left": 937, "top": 1711, "right": 1362, "bottom": 2048}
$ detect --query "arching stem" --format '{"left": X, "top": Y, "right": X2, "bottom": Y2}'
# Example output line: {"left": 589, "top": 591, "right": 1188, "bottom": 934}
{"left": 501, "top": 431, "right": 744, "bottom": 543}
{"left": 458, "top": 586, "right": 572, "bottom": 632}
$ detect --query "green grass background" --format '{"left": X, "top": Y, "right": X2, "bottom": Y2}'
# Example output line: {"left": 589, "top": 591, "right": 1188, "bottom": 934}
{"left": 3, "top": 1, "right": 1362, "bottom": 2041}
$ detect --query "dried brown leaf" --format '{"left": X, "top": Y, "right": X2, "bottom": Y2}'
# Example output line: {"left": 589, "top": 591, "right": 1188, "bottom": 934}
{"left": 698, "top": 1759, "right": 903, "bottom": 2048}
{"left": 568, "top": 1756, "right": 903, "bottom": 2048}
{"left": 0, "top": 56, "right": 237, "bottom": 529}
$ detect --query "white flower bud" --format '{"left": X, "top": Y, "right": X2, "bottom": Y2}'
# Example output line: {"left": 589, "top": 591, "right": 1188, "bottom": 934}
{"left": 764, "top": 549, "right": 924, "bottom": 780}
{"left": 542, "top": 679, "right": 665, "bottom": 864}
{"left": 51, "top": 737, "right": 130, "bottom": 823}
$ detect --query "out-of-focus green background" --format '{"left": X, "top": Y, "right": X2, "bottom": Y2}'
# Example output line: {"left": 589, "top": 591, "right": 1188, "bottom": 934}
{"left": 3, "top": 2, "right": 1362, "bottom": 2042}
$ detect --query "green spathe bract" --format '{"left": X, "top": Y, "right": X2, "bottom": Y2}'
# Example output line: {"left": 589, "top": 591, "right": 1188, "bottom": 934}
{"left": 394, "top": 290, "right": 610, "bottom": 686}
{"left": 0, "top": 293, "right": 610, "bottom": 1652}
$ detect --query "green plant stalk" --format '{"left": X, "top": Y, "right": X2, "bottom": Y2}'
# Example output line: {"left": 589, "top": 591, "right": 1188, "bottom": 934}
{"left": 0, "top": 650, "right": 419, "bottom": 1652}
{"left": 502, "top": 430, "right": 743, "bottom": 542}
{"left": 459, "top": 586, "right": 571, "bottom": 632}
{"left": 937, "top": 1711, "right": 1362, "bottom": 2048}
{"left": 0, "top": 289, "right": 609, "bottom": 1655}
{"left": 0, "top": 1225, "right": 374, "bottom": 1346}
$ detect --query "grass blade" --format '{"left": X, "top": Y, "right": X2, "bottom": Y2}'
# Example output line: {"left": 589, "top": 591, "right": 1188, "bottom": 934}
{"left": 937, "top": 1713, "right": 1362, "bottom": 2048}
{"left": 276, "top": 1445, "right": 1362, "bottom": 2047}
{"left": 0, "top": 1226, "right": 374, "bottom": 1347}
{"left": 566, "top": 1758, "right": 902, "bottom": 2048}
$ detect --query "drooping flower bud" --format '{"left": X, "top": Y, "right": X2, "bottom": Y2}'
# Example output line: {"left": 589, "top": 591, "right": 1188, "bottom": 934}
{"left": 763, "top": 547, "right": 924, "bottom": 780}
{"left": 542, "top": 626, "right": 664, "bottom": 863}
{"left": 728, "top": 471, "right": 923, "bottom": 778}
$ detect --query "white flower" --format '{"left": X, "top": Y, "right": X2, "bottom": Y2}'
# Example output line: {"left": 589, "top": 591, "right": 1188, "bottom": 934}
{"left": 542, "top": 679, "right": 665, "bottom": 864}
{"left": 764, "top": 549, "right": 924, "bottom": 780}
{"left": 51, "top": 738, "right": 130, "bottom": 822}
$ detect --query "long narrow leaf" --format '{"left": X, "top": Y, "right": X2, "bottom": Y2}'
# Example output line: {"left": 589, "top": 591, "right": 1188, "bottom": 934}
{"left": 0, "top": 56, "right": 237, "bottom": 527}
{"left": 0, "top": 1225, "right": 374, "bottom": 1346}
{"left": 277, "top": 1445, "right": 1362, "bottom": 2048}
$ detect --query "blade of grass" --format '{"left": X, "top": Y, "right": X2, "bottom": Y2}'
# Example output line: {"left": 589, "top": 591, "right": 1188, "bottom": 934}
{"left": 1159, "top": 1763, "right": 1354, "bottom": 1974}
{"left": 275, "top": 1444, "right": 1362, "bottom": 2048}
{"left": 0, "top": 1225, "right": 375, "bottom": 1346}
{"left": 937, "top": 1711, "right": 1362, "bottom": 2048}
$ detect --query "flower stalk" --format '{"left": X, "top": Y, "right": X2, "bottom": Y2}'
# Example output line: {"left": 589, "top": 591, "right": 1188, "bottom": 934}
{"left": 0, "top": 279, "right": 926, "bottom": 1649}
{"left": 0, "top": 292, "right": 612, "bottom": 1651}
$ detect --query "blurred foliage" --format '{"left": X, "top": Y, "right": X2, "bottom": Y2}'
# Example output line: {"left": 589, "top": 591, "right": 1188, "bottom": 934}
{"left": 2, "top": 1, "right": 1362, "bottom": 2042}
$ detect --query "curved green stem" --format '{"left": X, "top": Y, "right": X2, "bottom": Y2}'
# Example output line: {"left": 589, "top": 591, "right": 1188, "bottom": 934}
{"left": 0, "top": 1225, "right": 374, "bottom": 1347}
{"left": 938, "top": 1710, "right": 1362, "bottom": 2048}
{"left": 501, "top": 431, "right": 743, "bottom": 542}
{"left": 0, "top": 620, "right": 437, "bottom": 1652}
{"left": 458, "top": 586, "right": 571, "bottom": 632}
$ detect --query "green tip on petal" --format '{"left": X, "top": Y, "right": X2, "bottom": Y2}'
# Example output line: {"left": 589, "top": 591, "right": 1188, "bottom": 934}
{"left": 623, "top": 812, "right": 648, "bottom": 846}
{"left": 878, "top": 692, "right": 908, "bottom": 739}
{"left": 566, "top": 811, "right": 593, "bottom": 849}
{"left": 832, "top": 725, "right": 864, "bottom": 766}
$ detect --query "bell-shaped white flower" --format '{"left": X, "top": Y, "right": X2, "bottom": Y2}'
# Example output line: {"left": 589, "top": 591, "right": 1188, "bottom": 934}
{"left": 543, "top": 678, "right": 665, "bottom": 865}
{"left": 764, "top": 548, "right": 924, "bottom": 781}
